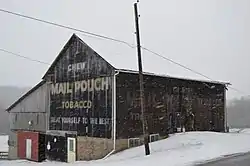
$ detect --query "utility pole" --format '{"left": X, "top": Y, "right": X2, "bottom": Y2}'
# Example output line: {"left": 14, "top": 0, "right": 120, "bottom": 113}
{"left": 134, "top": 2, "right": 150, "bottom": 156}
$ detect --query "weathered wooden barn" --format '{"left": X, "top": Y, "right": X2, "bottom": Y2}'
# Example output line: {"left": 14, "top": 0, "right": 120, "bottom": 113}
{"left": 6, "top": 34, "right": 228, "bottom": 162}
{"left": 6, "top": 80, "right": 48, "bottom": 161}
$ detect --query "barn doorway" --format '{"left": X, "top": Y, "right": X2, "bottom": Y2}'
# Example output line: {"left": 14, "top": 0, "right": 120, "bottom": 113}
{"left": 25, "top": 139, "right": 32, "bottom": 159}
{"left": 67, "top": 137, "right": 76, "bottom": 163}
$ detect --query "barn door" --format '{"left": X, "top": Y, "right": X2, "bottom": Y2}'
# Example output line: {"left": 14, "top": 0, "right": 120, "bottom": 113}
{"left": 67, "top": 137, "right": 76, "bottom": 163}
{"left": 26, "top": 139, "right": 32, "bottom": 159}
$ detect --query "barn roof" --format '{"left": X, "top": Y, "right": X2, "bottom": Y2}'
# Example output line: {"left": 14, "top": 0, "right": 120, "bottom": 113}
{"left": 42, "top": 33, "right": 230, "bottom": 86}
{"left": 6, "top": 80, "right": 46, "bottom": 112}
{"left": 117, "top": 69, "right": 230, "bottom": 86}
{"left": 6, "top": 34, "right": 229, "bottom": 112}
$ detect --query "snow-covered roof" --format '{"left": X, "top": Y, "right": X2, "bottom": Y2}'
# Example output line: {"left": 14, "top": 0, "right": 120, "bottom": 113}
{"left": 76, "top": 34, "right": 229, "bottom": 85}
{"left": 43, "top": 34, "right": 229, "bottom": 86}
{"left": 117, "top": 69, "right": 229, "bottom": 85}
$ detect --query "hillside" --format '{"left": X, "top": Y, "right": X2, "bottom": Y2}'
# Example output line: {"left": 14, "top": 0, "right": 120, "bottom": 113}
{"left": 227, "top": 97, "right": 250, "bottom": 128}
{"left": 0, "top": 86, "right": 29, "bottom": 134}
{"left": 0, "top": 86, "right": 30, "bottom": 109}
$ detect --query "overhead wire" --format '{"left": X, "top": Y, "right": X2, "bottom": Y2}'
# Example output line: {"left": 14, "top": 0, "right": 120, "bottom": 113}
{"left": 1, "top": 47, "right": 246, "bottom": 95}
{"left": 141, "top": 47, "right": 214, "bottom": 81}
{"left": 0, "top": 8, "right": 247, "bottom": 95}
{"left": 141, "top": 47, "right": 248, "bottom": 95}
{"left": 0, "top": 48, "right": 50, "bottom": 65}
{"left": 0, "top": 8, "right": 135, "bottom": 48}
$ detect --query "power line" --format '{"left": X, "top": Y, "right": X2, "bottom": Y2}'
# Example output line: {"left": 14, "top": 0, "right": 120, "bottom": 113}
{"left": 0, "top": 48, "right": 50, "bottom": 65}
{"left": 0, "top": 8, "right": 247, "bottom": 95}
{"left": 141, "top": 46, "right": 213, "bottom": 81}
{"left": 1, "top": 47, "right": 247, "bottom": 96}
{"left": 0, "top": 8, "right": 134, "bottom": 48}
{"left": 141, "top": 47, "right": 247, "bottom": 95}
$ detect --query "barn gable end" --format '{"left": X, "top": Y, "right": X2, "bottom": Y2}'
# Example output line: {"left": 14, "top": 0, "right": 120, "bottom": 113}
{"left": 43, "top": 34, "right": 115, "bottom": 137}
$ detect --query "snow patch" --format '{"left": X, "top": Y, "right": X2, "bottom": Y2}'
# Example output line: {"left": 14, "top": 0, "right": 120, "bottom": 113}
{"left": 1, "top": 132, "right": 250, "bottom": 166}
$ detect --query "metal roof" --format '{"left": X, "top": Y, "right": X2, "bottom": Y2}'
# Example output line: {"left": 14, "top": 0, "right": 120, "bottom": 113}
{"left": 117, "top": 69, "right": 230, "bottom": 85}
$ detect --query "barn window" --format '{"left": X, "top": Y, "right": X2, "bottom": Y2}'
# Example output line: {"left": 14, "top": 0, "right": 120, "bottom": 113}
{"left": 36, "top": 114, "right": 39, "bottom": 124}
{"left": 128, "top": 138, "right": 141, "bottom": 148}
{"left": 8, "top": 140, "right": 15, "bottom": 146}
{"left": 149, "top": 133, "right": 160, "bottom": 142}
{"left": 69, "top": 139, "right": 74, "bottom": 152}
{"left": 14, "top": 114, "right": 17, "bottom": 122}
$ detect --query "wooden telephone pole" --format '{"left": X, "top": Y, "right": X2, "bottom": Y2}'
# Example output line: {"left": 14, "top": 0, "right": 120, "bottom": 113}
{"left": 134, "top": 2, "right": 150, "bottom": 156}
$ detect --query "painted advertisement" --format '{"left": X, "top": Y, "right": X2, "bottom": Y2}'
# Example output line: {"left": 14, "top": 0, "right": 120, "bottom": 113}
{"left": 48, "top": 36, "right": 113, "bottom": 138}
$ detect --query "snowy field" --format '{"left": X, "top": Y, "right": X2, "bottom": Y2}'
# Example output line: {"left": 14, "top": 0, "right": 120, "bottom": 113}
{"left": 2, "top": 131, "right": 250, "bottom": 166}
{"left": 229, "top": 128, "right": 250, "bottom": 134}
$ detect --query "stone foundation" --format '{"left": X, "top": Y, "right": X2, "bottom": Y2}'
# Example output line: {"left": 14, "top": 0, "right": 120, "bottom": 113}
{"left": 77, "top": 137, "right": 127, "bottom": 161}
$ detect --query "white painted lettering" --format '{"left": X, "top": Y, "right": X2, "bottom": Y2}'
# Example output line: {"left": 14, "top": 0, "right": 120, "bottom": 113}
{"left": 67, "top": 62, "right": 86, "bottom": 72}
{"left": 65, "top": 101, "right": 69, "bottom": 109}
{"left": 70, "top": 101, "right": 74, "bottom": 109}
{"left": 82, "top": 117, "right": 88, "bottom": 124}
{"left": 95, "top": 78, "right": 101, "bottom": 91}
{"left": 81, "top": 80, "right": 88, "bottom": 92}
{"left": 58, "top": 83, "right": 66, "bottom": 94}
{"left": 75, "top": 81, "right": 81, "bottom": 92}
{"left": 68, "top": 64, "right": 72, "bottom": 72}
{"left": 102, "top": 77, "right": 109, "bottom": 90}
{"left": 50, "top": 77, "right": 110, "bottom": 95}
{"left": 67, "top": 82, "right": 72, "bottom": 94}
{"left": 88, "top": 79, "right": 94, "bottom": 91}
{"left": 62, "top": 101, "right": 65, "bottom": 109}
{"left": 51, "top": 83, "right": 59, "bottom": 95}
{"left": 62, "top": 100, "right": 92, "bottom": 109}
{"left": 90, "top": 118, "right": 98, "bottom": 124}
{"left": 99, "top": 118, "right": 111, "bottom": 125}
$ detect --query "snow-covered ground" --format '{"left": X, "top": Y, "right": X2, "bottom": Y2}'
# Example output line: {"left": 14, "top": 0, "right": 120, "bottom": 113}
{"left": 229, "top": 128, "right": 250, "bottom": 134}
{"left": 0, "top": 135, "right": 8, "bottom": 152}
{"left": 236, "top": 128, "right": 250, "bottom": 134}
{"left": 2, "top": 131, "right": 250, "bottom": 166}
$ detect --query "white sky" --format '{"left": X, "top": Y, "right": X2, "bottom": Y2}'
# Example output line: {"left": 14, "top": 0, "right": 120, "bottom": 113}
{"left": 0, "top": 0, "right": 250, "bottom": 99}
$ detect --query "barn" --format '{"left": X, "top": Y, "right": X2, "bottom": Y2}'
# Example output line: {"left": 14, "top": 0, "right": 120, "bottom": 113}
{"left": 6, "top": 80, "right": 48, "bottom": 161}
{"left": 7, "top": 34, "right": 228, "bottom": 162}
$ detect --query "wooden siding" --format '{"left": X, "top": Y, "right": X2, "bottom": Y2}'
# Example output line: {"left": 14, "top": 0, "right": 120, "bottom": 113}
{"left": 10, "top": 112, "right": 47, "bottom": 132}
{"left": 116, "top": 72, "right": 225, "bottom": 138}
{"left": 9, "top": 82, "right": 48, "bottom": 113}
{"left": 8, "top": 131, "right": 18, "bottom": 160}
{"left": 46, "top": 35, "right": 114, "bottom": 137}
{"left": 9, "top": 83, "right": 49, "bottom": 132}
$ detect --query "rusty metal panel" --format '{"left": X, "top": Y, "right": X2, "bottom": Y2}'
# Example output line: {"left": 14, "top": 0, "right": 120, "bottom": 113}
{"left": 47, "top": 36, "right": 114, "bottom": 138}
{"left": 116, "top": 72, "right": 225, "bottom": 138}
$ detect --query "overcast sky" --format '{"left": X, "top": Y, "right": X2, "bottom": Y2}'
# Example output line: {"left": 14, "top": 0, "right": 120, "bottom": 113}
{"left": 0, "top": 0, "right": 249, "bottom": 99}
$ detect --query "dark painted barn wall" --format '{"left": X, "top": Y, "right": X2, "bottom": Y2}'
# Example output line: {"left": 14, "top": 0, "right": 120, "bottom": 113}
{"left": 45, "top": 35, "right": 114, "bottom": 138}
{"left": 116, "top": 72, "right": 225, "bottom": 138}
{"left": 46, "top": 134, "right": 67, "bottom": 162}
